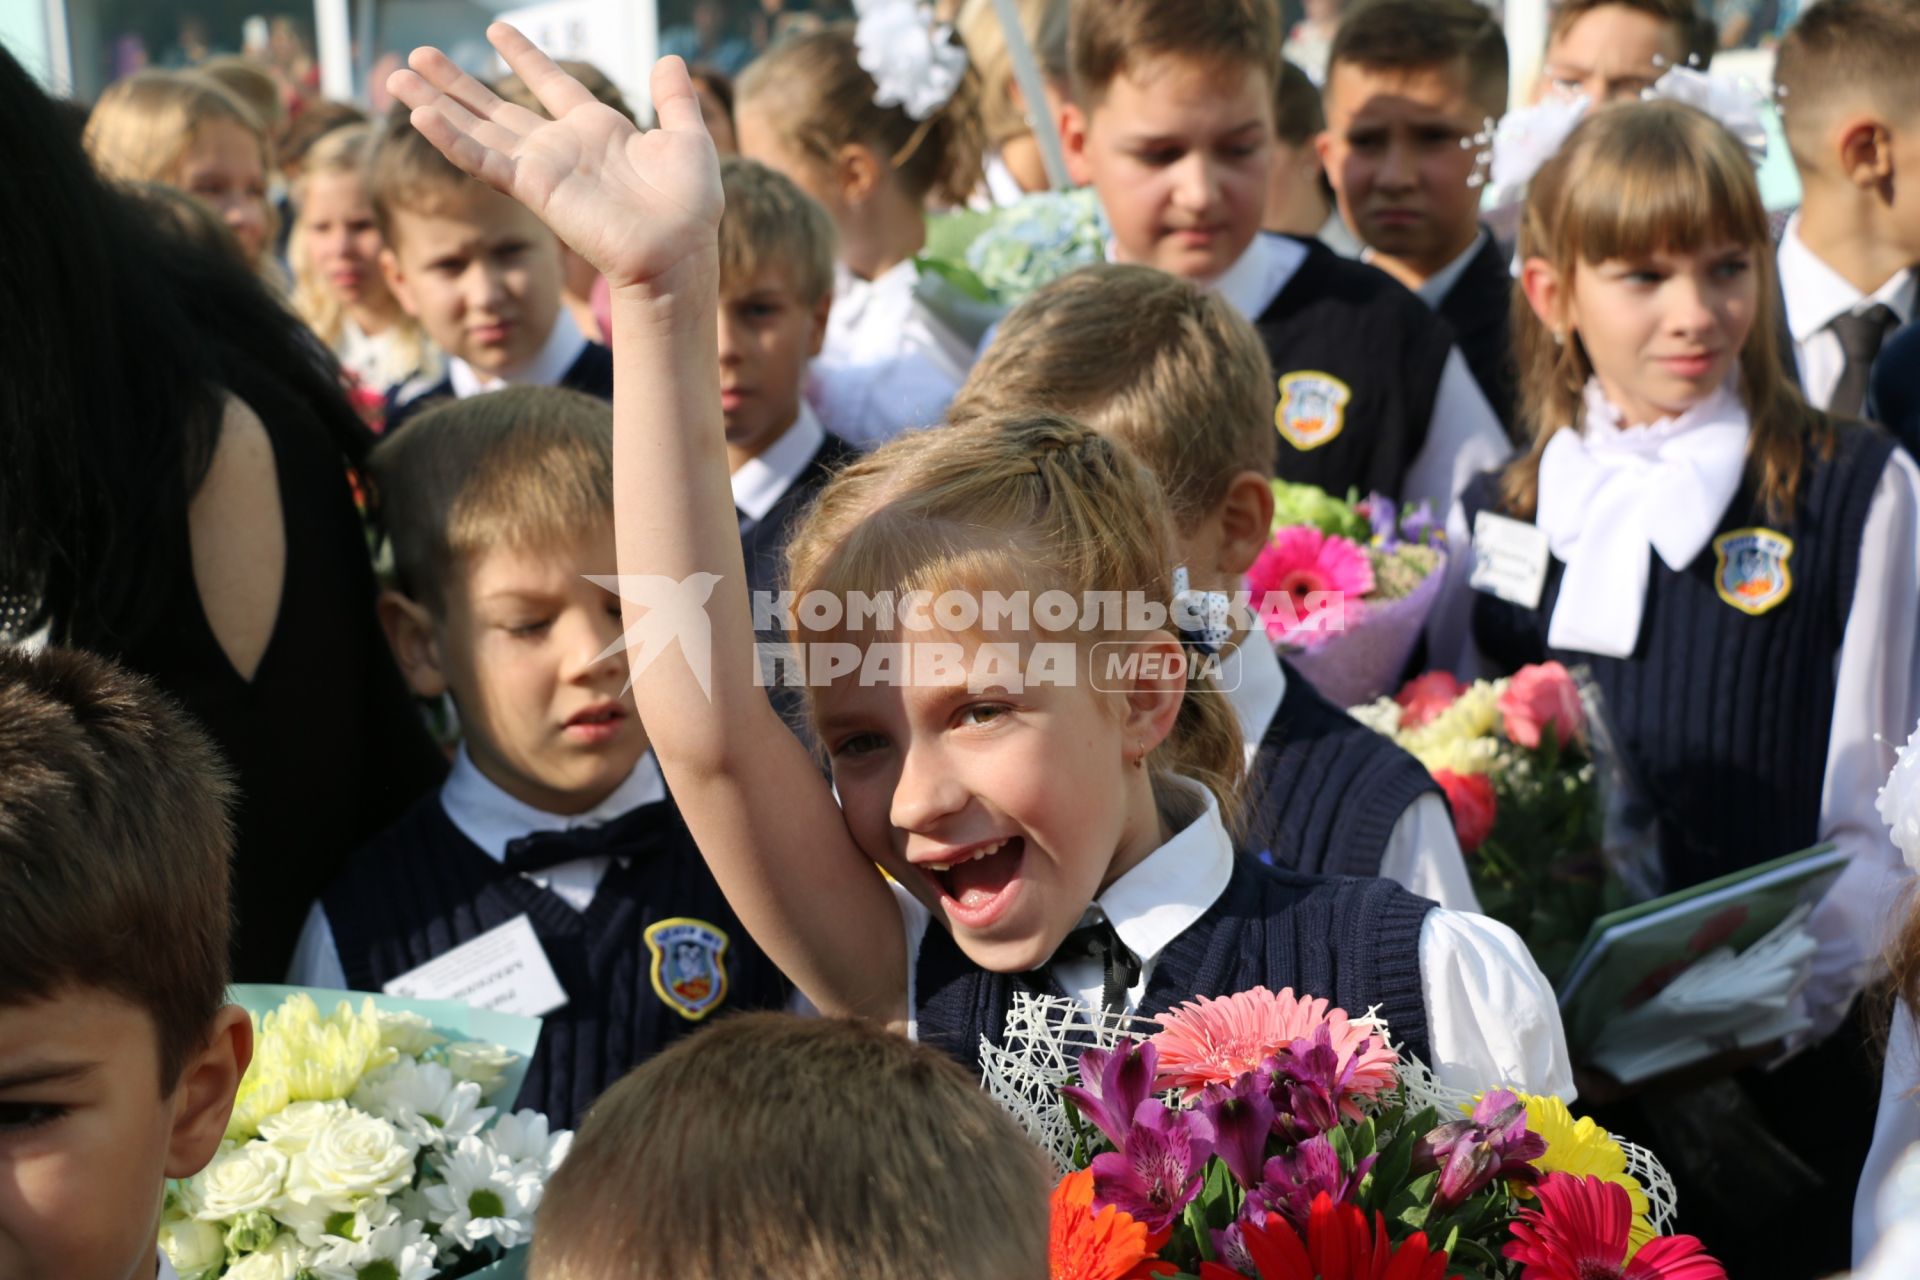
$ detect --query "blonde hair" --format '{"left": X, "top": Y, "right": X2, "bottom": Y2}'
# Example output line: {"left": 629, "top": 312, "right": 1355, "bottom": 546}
{"left": 719, "top": 157, "right": 838, "bottom": 303}
{"left": 957, "top": 0, "right": 1068, "bottom": 146}
{"left": 951, "top": 264, "right": 1275, "bottom": 531}
{"left": 529, "top": 1013, "right": 1051, "bottom": 1280}
{"left": 197, "top": 56, "right": 284, "bottom": 139}
{"left": 786, "top": 414, "right": 1247, "bottom": 822}
{"left": 369, "top": 386, "right": 613, "bottom": 613}
{"left": 288, "top": 123, "right": 430, "bottom": 373}
{"left": 1775, "top": 0, "right": 1920, "bottom": 168}
{"left": 1067, "top": 0, "right": 1281, "bottom": 104}
{"left": 365, "top": 104, "right": 473, "bottom": 244}
{"left": 1502, "top": 100, "right": 1825, "bottom": 523}
{"left": 737, "top": 26, "right": 986, "bottom": 209}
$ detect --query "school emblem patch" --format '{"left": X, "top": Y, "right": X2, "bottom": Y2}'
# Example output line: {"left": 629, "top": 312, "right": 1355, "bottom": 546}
{"left": 645, "top": 917, "right": 731, "bottom": 1021}
{"left": 1712, "top": 528, "right": 1795, "bottom": 616}
{"left": 1275, "top": 372, "right": 1352, "bottom": 452}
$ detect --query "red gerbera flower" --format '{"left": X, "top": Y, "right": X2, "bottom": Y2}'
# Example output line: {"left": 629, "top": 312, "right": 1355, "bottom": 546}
{"left": 1504, "top": 1173, "right": 1726, "bottom": 1280}
{"left": 1196, "top": 1192, "right": 1448, "bottom": 1280}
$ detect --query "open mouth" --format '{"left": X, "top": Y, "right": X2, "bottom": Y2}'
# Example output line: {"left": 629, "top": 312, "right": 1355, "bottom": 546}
{"left": 918, "top": 836, "right": 1027, "bottom": 928}
{"left": 562, "top": 704, "right": 626, "bottom": 741}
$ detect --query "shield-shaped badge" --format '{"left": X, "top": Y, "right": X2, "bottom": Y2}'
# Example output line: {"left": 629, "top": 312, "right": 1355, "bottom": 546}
{"left": 1712, "top": 528, "right": 1795, "bottom": 616}
{"left": 644, "top": 917, "right": 731, "bottom": 1021}
{"left": 1275, "top": 371, "right": 1352, "bottom": 452}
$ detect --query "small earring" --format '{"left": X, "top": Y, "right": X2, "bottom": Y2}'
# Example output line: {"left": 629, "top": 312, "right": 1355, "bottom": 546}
{"left": 1552, "top": 327, "right": 1567, "bottom": 347}
{"left": 1133, "top": 742, "right": 1147, "bottom": 770}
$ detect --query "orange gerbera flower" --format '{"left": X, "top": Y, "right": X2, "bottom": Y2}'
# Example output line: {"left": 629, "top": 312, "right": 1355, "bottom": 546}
{"left": 1050, "top": 1169, "right": 1174, "bottom": 1280}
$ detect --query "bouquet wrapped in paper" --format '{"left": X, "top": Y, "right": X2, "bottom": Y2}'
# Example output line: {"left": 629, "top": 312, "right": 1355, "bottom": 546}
{"left": 1245, "top": 483, "right": 1448, "bottom": 708}
{"left": 158, "top": 986, "right": 565, "bottom": 1280}
{"left": 985, "top": 987, "right": 1721, "bottom": 1280}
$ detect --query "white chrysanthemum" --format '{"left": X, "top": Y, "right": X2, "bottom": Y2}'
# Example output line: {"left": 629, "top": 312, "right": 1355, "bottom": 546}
{"left": 376, "top": 1009, "right": 446, "bottom": 1057}
{"left": 310, "top": 1217, "right": 440, "bottom": 1280}
{"left": 352, "top": 1058, "right": 492, "bottom": 1147}
{"left": 439, "top": 1040, "right": 518, "bottom": 1099}
{"left": 185, "top": 1141, "right": 289, "bottom": 1220}
{"left": 158, "top": 1215, "right": 227, "bottom": 1279}
{"left": 1346, "top": 696, "right": 1404, "bottom": 737}
{"left": 258, "top": 1098, "right": 353, "bottom": 1154}
{"left": 274, "top": 1191, "right": 397, "bottom": 1249}
{"left": 284, "top": 1110, "right": 418, "bottom": 1210}
{"left": 423, "top": 1135, "right": 543, "bottom": 1252}
{"left": 1878, "top": 718, "right": 1920, "bottom": 872}
{"left": 220, "top": 1234, "right": 315, "bottom": 1280}
{"left": 485, "top": 1109, "right": 573, "bottom": 1178}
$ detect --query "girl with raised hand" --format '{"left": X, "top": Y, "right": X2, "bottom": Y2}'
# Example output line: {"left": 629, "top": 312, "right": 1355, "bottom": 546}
{"left": 387, "top": 25, "right": 1571, "bottom": 1099}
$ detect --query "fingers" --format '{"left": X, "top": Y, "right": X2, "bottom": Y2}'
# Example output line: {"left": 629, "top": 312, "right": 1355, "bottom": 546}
{"left": 406, "top": 105, "right": 518, "bottom": 196}
{"left": 487, "top": 23, "right": 599, "bottom": 119}
{"left": 406, "top": 44, "right": 547, "bottom": 139}
{"left": 649, "top": 56, "right": 708, "bottom": 138}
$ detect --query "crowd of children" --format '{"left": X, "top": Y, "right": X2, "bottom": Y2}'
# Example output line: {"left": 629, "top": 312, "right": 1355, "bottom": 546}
{"left": 8, "top": 0, "right": 1920, "bottom": 1276}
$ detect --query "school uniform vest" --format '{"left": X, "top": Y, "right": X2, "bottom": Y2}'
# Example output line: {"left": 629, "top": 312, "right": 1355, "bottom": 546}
{"left": 740, "top": 431, "right": 860, "bottom": 602}
{"left": 915, "top": 857, "right": 1434, "bottom": 1076}
{"left": 384, "top": 341, "right": 616, "bottom": 430}
{"left": 1244, "top": 662, "right": 1442, "bottom": 879}
{"left": 1868, "top": 320, "right": 1920, "bottom": 461}
{"left": 1436, "top": 232, "right": 1518, "bottom": 438}
{"left": 1254, "top": 237, "right": 1454, "bottom": 497}
{"left": 1461, "top": 422, "right": 1896, "bottom": 889}
{"left": 323, "top": 791, "right": 791, "bottom": 1127}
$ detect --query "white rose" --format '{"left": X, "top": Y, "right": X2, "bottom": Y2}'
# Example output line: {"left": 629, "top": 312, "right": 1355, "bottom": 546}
{"left": 158, "top": 1216, "right": 227, "bottom": 1279}
{"left": 285, "top": 1110, "right": 418, "bottom": 1210}
{"left": 440, "top": 1041, "right": 517, "bottom": 1098}
{"left": 258, "top": 1099, "right": 352, "bottom": 1154}
{"left": 186, "top": 1141, "right": 290, "bottom": 1220}
{"left": 220, "top": 1234, "right": 312, "bottom": 1280}
{"left": 376, "top": 1010, "right": 445, "bottom": 1056}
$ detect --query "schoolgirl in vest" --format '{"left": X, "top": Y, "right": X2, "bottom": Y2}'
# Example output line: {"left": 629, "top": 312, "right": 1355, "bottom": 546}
{"left": 734, "top": 27, "right": 986, "bottom": 448}
{"left": 388, "top": 27, "right": 1572, "bottom": 1100}
{"left": 1439, "top": 99, "right": 1920, "bottom": 1273}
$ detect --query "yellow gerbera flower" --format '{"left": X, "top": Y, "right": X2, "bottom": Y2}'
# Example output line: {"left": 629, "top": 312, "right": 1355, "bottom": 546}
{"left": 1518, "top": 1093, "right": 1658, "bottom": 1256}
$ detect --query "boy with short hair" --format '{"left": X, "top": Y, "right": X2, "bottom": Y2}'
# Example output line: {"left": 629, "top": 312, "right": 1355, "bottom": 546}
{"left": 1773, "top": 0, "right": 1920, "bottom": 420}
{"left": 1321, "top": 0, "right": 1518, "bottom": 431}
{"left": 530, "top": 1012, "right": 1052, "bottom": 1280}
{"left": 1265, "top": 58, "right": 1359, "bottom": 256}
{"left": 0, "top": 646, "right": 252, "bottom": 1280}
{"left": 1537, "top": 0, "right": 1713, "bottom": 106}
{"left": 951, "top": 263, "right": 1479, "bottom": 911}
{"left": 367, "top": 107, "right": 612, "bottom": 427}
{"left": 1058, "top": 0, "right": 1510, "bottom": 515}
{"left": 286, "top": 387, "right": 790, "bottom": 1127}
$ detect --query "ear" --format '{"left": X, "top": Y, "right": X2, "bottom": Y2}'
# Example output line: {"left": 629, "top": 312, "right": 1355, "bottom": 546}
{"left": 378, "top": 588, "right": 449, "bottom": 699}
{"left": 162, "top": 1006, "right": 252, "bottom": 1179}
{"left": 1837, "top": 116, "right": 1895, "bottom": 190}
{"left": 1060, "top": 100, "right": 1094, "bottom": 186}
{"left": 1313, "top": 127, "right": 1343, "bottom": 198}
{"left": 1117, "top": 630, "right": 1189, "bottom": 762}
{"left": 834, "top": 142, "right": 884, "bottom": 206}
{"left": 1520, "top": 255, "right": 1567, "bottom": 336}
{"left": 808, "top": 291, "right": 833, "bottom": 358}
{"left": 1213, "top": 470, "right": 1276, "bottom": 579}
{"left": 379, "top": 246, "right": 419, "bottom": 318}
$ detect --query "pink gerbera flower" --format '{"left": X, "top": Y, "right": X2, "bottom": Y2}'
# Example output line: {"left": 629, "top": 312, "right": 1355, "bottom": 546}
{"left": 1147, "top": 988, "right": 1399, "bottom": 1109}
{"left": 1247, "top": 528, "right": 1375, "bottom": 645}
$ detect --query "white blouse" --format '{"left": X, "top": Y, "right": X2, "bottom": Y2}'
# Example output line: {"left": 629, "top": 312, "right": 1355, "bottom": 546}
{"left": 1858, "top": 1001, "right": 1920, "bottom": 1264}
{"left": 805, "top": 259, "right": 975, "bottom": 448}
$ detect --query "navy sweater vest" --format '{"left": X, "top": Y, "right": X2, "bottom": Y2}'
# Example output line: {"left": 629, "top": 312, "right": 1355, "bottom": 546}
{"left": 915, "top": 857, "right": 1435, "bottom": 1076}
{"left": 1245, "top": 661, "right": 1443, "bottom": 878}
{"left": 1462, "top": 423, "right": 1895, "bottom": 889}
{"left": 323, "top": 791, "right": 791, "bottom": 1127}
{"left": 1436, "top": 232, "right": 1517, "bottom": 437}
{"left": 1254, "top": 237, "right": 1454, "bottom": 497}
{"left": 385, "top": 341, "right": 616, "bottom": 430}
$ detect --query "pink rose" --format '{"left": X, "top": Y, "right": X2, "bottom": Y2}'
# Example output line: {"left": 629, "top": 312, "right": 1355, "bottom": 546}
{"left": 1433, "top": 769, "right": 1496, "bottom": 854}
{"left": 1498, "top": 661, "right": 1585, "bottom": 750}
{"left": 1394, "top": 671, "right": 1467, "bottom": 729}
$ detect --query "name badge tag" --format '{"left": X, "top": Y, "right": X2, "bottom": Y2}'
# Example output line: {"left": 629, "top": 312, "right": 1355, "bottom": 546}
{"left": 1470, "top": 511, "right": 1551, "bottom": 609}
{"left": 383, "top": 914, "right": 569, "bottom": 1017}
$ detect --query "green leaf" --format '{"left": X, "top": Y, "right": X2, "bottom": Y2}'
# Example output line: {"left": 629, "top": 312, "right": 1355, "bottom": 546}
{"left": 1183, "top": 1198, "right": 1217, "bottom": 1265}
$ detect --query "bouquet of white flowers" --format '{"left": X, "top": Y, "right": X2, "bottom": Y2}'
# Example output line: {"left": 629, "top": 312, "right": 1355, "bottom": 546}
{"left": 159, "top": 987, "right": 565, "bottom": 1280}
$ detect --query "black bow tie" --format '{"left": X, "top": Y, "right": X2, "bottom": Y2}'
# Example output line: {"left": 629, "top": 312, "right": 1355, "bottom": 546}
{"left": 1051, "top": 916, "right": 1142, "bottom": 1016}
{"left": 501, "top": 799, "right": 680, "bottom": 876}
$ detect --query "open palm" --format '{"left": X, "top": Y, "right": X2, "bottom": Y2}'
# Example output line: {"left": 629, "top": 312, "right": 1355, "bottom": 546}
{"left": 388, "top": 23, "right": 721, "bottom": 292}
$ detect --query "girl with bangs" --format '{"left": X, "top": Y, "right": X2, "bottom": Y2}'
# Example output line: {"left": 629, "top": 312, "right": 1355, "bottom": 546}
{"left": 386, "top": 26, "right": 1574, "bottom": 1100}
{"left": 1443, "top": 99, "right": 1920, "bottom": 1272}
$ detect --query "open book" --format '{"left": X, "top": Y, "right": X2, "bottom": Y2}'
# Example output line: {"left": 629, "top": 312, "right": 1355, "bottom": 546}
{"left": 1556, "top": 844, "right": 1848, "bottom": 1082}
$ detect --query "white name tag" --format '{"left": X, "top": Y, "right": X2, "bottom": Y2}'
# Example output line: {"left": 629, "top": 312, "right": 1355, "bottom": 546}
{"left": 1470, "top": 511, "right": 1551, "bottom": 609}
{"left": 382, "top": 914, "right": 569, "bottom": 1017}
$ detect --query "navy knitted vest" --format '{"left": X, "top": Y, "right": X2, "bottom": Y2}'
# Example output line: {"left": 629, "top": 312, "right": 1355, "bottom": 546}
{"left": 1462, "top": 422, "right": 1895, "bottom": 889}
{"left": 1245, "top": 660, "right": 1442, "bottom": 878}
{"left": 385, "top": 340, "right": 615, "bottom": 430}
{"left": 915, "top": 857, "right": 1435, "bottom": 1076}
{"left": 1254, "top": 236, "right": 1454, "bottom": 497}
{"left": 323, "top": 791, "right": 791, "bottom": 1127}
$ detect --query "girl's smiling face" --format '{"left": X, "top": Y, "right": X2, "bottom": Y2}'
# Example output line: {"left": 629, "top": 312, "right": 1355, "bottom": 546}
{"left": 814, "top": 630, "right": 1180, "bottom": 975}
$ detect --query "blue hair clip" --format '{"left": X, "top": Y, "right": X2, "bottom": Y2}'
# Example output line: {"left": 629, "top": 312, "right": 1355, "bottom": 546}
{"left": 1170, "top": 566, "right": 1233, "bottom": 658}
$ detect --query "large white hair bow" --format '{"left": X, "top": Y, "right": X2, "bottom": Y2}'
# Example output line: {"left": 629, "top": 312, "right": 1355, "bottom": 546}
{"left": 1879, "top": 718, "right": 1920, "bottom": 873}
{"left": 854, "top": 0, "right": 970, "bottom": 122}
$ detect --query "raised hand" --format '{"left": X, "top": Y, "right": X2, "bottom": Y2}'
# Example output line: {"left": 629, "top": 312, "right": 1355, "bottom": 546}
{"left": 387, "top": 23, "right": 720, "bottom": 293}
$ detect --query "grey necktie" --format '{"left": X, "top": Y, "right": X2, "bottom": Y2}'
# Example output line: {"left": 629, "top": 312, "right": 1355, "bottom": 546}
{"left": 1828, "top": 304, "right": 1900, "bottom": 419}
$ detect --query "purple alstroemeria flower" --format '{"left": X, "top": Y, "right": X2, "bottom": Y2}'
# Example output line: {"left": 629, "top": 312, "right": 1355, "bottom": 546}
{"left": 1090, "top": 1099, "right": 1217, "bottom": 1235}
{"left": 1062, "top": 1037, "right": 1157, "bottom": 1150}
{"left": 1360, "top": 492, "right": 1400, "bottom": 548}
{"left": 1200, "top": 1072, "right": 1276, "bottom": 1190}
{"left": 1413, "top": 1089, "right": 1547, "bottom": 1214}
{"left": 1264, "top": 1025, "right": 1365, "bottom": 1144}
{"left": 1211, "top": 1219, "right": 1260, "bottom": 1275}
{"left": 1249, "top": 1134, "right": 1377, "bottom": 1230}
{"left": 1400, "top": 500, "right": 1440, "bottom": 547}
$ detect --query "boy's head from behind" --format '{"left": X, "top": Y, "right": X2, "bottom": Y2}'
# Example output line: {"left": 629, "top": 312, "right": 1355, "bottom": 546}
{"left": 530, "top": 1012, "right": 1051, "bottom": 1280}
{"left": 952, "top": 263, "right": 1275, "bottom": 593}
{"left": 1060, "top": 0, "right": 1281, "bottom": 280}
{"left": 716, "top": 157, "right": 835, "bottom": 469}
{"left": 1540, "top": 0, "right": 1712, "bottom": 106}
{"left": 0, "top": 647, "right": 250, "bottom": 1280}
{"left": 1320, "top": 0, "right": 1507, "bottom": 286}
{"left": 369, "top": 107, "right": 565, "bottom": 378}
{"left": 1776, "top": 0, "right": 1920, "bottom": 256}
{"left": 373, "top": 387, "right": 643, "bottom": 816}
